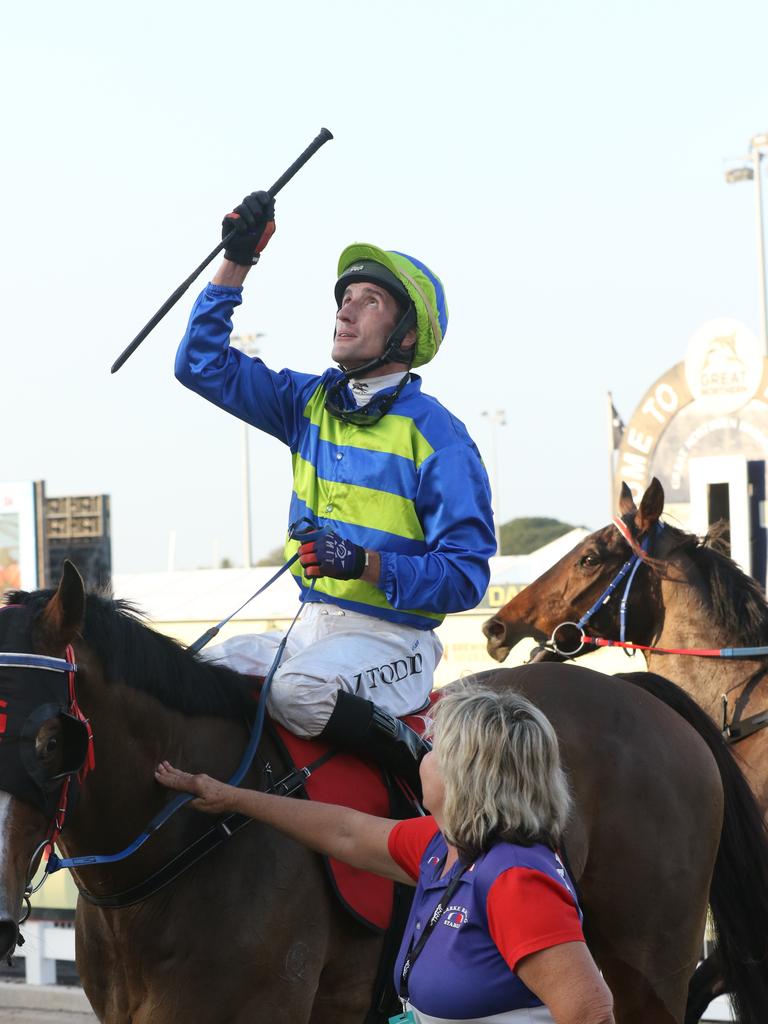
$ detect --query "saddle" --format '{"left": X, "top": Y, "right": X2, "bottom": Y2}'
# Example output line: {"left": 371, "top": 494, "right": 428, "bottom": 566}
{"left": 270, "top": 703, "right": 434, "bottom": 932}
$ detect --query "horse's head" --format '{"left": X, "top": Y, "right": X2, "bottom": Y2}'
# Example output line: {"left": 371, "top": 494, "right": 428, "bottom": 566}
{"left": 0, "top": 561, "right": 88, "bottom": 959}
{"left": 483, "top": 479, "right": 666, "bottom": 661}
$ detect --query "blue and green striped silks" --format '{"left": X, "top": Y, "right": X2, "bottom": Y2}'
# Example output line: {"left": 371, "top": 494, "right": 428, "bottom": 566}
{"left": 283, "top": 373, "right": 494, "bottom": 630}
{"left": 176, "top": 283, "right": 495, "bottom": 631}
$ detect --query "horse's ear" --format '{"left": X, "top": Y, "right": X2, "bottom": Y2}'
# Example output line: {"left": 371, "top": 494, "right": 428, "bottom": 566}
{"left": 636, "top": 478, "right": 664, "bottom": 534}
{"left": 618, "top": 482, "right": 636, "bottom": 519}
{"left": 42, "top": 560, "right": 85, "bottom": 646}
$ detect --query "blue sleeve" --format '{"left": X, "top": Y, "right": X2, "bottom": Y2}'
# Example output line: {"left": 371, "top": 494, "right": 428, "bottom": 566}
{"left": 378, "top": 442, "right": 496, "bottom": 614}
{"left": 174, "top": 283, "right": 319, "bottom": 449}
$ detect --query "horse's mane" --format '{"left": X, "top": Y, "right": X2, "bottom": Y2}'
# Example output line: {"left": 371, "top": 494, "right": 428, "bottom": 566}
{"left": 7, "top": 589, "right": 256, "bottom": 720}
{"left": 667, "top": 521, "right": 768, "bottom": 645}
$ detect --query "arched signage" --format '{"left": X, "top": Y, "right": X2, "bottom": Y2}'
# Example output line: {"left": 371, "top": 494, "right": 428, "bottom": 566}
{"left": 614, "top": 319, "right": 768, "bottom": 508}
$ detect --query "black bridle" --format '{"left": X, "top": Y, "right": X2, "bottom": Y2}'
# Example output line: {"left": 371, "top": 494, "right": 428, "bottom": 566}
{"left": 0, "top": 620, "right": 336, "bottom": 912}
{"left": 0, "top": 644, "right": 93, "bottom": 933}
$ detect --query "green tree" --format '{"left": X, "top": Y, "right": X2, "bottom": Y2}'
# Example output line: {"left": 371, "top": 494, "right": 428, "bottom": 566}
{"left": 257, "top": 545, "right": 286, "bottom": 567}
{"left": 498, "top": 517, "right": 578, "bottom": 556}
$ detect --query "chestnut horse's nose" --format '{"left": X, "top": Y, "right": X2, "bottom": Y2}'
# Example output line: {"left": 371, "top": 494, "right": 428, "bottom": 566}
{"left": 483, "top": 615, "right": 514, "bottom": 662}
{"left": 0, "top": 919, "right": 18, "bottom": 961}
{"left": 483, "top": 616, "right": 506, "bottom": 643}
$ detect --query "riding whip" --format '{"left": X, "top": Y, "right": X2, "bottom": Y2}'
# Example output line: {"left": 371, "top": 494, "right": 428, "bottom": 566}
{"left": 110, "top": 127, "right": 334, "bottom": 373}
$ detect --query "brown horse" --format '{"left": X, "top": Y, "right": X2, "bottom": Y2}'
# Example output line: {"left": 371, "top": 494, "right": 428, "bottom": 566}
{"left": 2, "top": 562, "right": 768, "bottom": 1022}
{"left": 483, "top": 477, "right": 768, "bottom": 807}
{"left": 483, "top": 476, "right": 768, "bottom": 1020}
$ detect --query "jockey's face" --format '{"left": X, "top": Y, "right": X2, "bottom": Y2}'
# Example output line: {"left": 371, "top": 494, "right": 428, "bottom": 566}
{"left": 333, "top": 282, "right": 410, "bottom": 375}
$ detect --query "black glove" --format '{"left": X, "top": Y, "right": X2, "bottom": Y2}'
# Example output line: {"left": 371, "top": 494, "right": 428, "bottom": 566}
{"left": 222, "top": 191, "right": 276, "bottom": 266}
{"left": 298, "top": 531, "right": 367, "bottom": 580}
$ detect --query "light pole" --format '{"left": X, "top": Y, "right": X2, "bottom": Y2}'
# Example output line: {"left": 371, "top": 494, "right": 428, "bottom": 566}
{"left": 482, "top": 409, "right": 507, "bottom": 554}
{"left": 725, "top": 132, "right": 768, "bottom": 354}
{"left": 231, "top": 332, "right": 264, "bottom": 568}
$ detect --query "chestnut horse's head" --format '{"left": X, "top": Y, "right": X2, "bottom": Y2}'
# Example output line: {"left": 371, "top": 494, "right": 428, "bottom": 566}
{"left": 483, "top": 479, "right": 666, "bottom": 661}
{"left": 0, "top": 561, "right": 86, "bottom": 960}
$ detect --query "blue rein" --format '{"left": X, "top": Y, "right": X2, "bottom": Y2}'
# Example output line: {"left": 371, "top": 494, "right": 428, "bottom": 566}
{"left": 186, "top": 518, "right": 327, "bottom": 654}
{"left": 46, "top": 521, "right": 329, "bottom": 876}
{"left": 47, "top": 594, "right": 307, "bottom": 872}
{"left": 0, "top": 654, "right": 77, "bottom": 673}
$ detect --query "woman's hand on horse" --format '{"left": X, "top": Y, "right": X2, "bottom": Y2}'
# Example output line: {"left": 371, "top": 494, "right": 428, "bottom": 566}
{"left": 157, "top": 761, "right": 413, "bottom": 885}
{"left": 155, "top": 761, "right": 234, "bottom": 815}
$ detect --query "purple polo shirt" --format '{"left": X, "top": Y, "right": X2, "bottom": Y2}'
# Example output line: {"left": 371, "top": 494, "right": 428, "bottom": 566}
{"left": 388, "top": 817, "right": 584, "bottom": 1022}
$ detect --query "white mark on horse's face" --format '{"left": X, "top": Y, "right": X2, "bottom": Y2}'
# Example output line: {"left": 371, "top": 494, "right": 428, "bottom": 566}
{"left": 0, "top": 792, "right": 19, "bottom": 918}
{"left": 0, "top": 792, "right": 14, "bottom": 861}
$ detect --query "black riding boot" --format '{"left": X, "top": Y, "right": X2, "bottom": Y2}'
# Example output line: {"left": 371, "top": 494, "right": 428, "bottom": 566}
{"left": 320, "top": 690, "right": 430, "bottom": 798}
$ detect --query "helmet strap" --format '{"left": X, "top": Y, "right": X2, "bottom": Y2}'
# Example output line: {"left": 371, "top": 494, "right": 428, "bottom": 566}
{"left": 324, "top": 370, "right": 411, "bottom": 426}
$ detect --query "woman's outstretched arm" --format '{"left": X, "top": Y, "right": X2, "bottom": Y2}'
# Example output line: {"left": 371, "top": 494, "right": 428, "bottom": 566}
{"left": 155, "top": 761, "right": 415, "bottom": 885}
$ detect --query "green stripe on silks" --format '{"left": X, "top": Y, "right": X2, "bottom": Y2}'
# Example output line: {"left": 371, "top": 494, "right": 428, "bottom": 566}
{"left": 285, "top": 539, "right": 443, "bottom": 624}
{"left": 288, "top": 384, "right": 444, "bottom": 625}
{"left": 292, "top": 454, "right": 425, "bottom": 541}
{"left": 304, "top": 388, "right": 435, "bottom": 468}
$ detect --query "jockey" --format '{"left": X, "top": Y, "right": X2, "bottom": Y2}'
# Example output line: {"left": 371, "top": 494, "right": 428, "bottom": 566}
{"left": 175, "top": 190, "right": 496, "bottom": 793}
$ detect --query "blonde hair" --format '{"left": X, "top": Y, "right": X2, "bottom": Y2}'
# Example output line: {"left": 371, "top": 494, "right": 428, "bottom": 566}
{"left": 431, "top": 681, "right": 572, "bottom": 861}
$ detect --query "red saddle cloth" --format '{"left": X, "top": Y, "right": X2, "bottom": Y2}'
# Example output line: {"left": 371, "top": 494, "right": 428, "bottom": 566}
{"left": 272, "top": 703, "right": 434, "bottom": 933}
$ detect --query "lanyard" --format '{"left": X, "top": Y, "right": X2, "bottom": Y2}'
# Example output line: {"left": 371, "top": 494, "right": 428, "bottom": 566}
{"left": 399, "top": 861, "right": 468, "bottom": 1002}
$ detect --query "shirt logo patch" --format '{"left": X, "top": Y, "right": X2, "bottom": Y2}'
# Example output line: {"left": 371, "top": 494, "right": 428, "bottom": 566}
{"left": 554, "top": 851, "right": 577, "bottom": 899}
{"left": 443, "top": 905, "right": 469, "bottom": 929}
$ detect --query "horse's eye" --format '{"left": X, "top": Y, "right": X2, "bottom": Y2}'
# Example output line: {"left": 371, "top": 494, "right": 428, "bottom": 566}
{"left": 45, "top": 737, "right": 58, "bottom": 754}
{"left": 579, "top": 554, "right": 600, "bottom": 568}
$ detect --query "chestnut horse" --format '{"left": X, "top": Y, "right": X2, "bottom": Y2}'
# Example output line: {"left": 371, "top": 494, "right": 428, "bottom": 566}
{"left": 484, "top": 476, "right": 768, "bottom": 1021}
{"left": 2, "top": 562, "right": 768, "bottom": 1022}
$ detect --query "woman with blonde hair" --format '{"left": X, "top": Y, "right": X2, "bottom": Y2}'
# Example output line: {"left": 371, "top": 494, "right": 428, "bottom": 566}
{"left": 157, "top": 682, "right": 614, "bottom": 1024}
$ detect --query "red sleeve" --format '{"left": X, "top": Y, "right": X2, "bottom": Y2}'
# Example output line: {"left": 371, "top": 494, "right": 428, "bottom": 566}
{"left": 387, "top": 816, "right": 440, "bottom": 881}
{"left": 487, "top": 867, "right": 585, "bottom": 971}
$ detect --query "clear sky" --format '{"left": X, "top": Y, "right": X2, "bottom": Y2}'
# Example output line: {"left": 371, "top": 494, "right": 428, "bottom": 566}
{"left": 3, "top": 0, "right": 768, "bottom": 573}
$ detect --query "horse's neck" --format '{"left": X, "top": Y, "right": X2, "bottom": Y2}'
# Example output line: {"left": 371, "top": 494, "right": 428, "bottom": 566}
{"left": 62, "top": 679, "right": 253, "bottom": 890}
{"left": 650, "top": 555, "right": 767, "bottom": 718}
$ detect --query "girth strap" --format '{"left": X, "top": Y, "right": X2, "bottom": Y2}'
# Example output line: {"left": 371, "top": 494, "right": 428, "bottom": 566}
{"left": 721, "top": 667, "right": 768, "bottom": 744}
{"left": 725, "top": 709, "right": 768, "bottom": 744}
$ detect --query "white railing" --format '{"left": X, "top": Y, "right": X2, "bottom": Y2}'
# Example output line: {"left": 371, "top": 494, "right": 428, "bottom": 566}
{"left": 14, "top": 919, "right": 76, "bottom": 985}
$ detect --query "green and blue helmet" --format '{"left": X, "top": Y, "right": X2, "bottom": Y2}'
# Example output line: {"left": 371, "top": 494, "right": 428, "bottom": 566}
{"left": 335, "top": 244, "right": 448, "bottom": 369}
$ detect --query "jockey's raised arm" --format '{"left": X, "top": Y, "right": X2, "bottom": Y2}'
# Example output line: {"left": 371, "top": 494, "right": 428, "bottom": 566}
{"left": 174, "top": 196, "right": 496, "bottom": 792}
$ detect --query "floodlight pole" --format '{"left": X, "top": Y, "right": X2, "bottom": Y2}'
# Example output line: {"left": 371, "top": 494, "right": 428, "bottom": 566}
{"left": 726, "top": 133, "right": 768, "bottom": 355}
{"left": 752, "top": 139, "right": 768, "bottom": 354}
{"left": 482, "top": 409, "right": 507, "bottom": 555}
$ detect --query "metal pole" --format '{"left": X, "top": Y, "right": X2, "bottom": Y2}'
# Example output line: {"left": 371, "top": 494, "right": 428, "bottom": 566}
{"left": 753, "top": 144, "right": 768, "bottom": 355}
{"left": 607, "top": 392, "right": 617, "bottom": 518}
{"left": 491, "top": 422, "right": 501, "bottom": 555}
{"left": 482, "top": 410, "right": 506, "bottom": 555}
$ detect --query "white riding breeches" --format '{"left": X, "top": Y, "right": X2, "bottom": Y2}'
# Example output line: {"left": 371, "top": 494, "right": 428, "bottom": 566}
{"left": 200, "top": 602, "right": 442, "bottom": 737}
